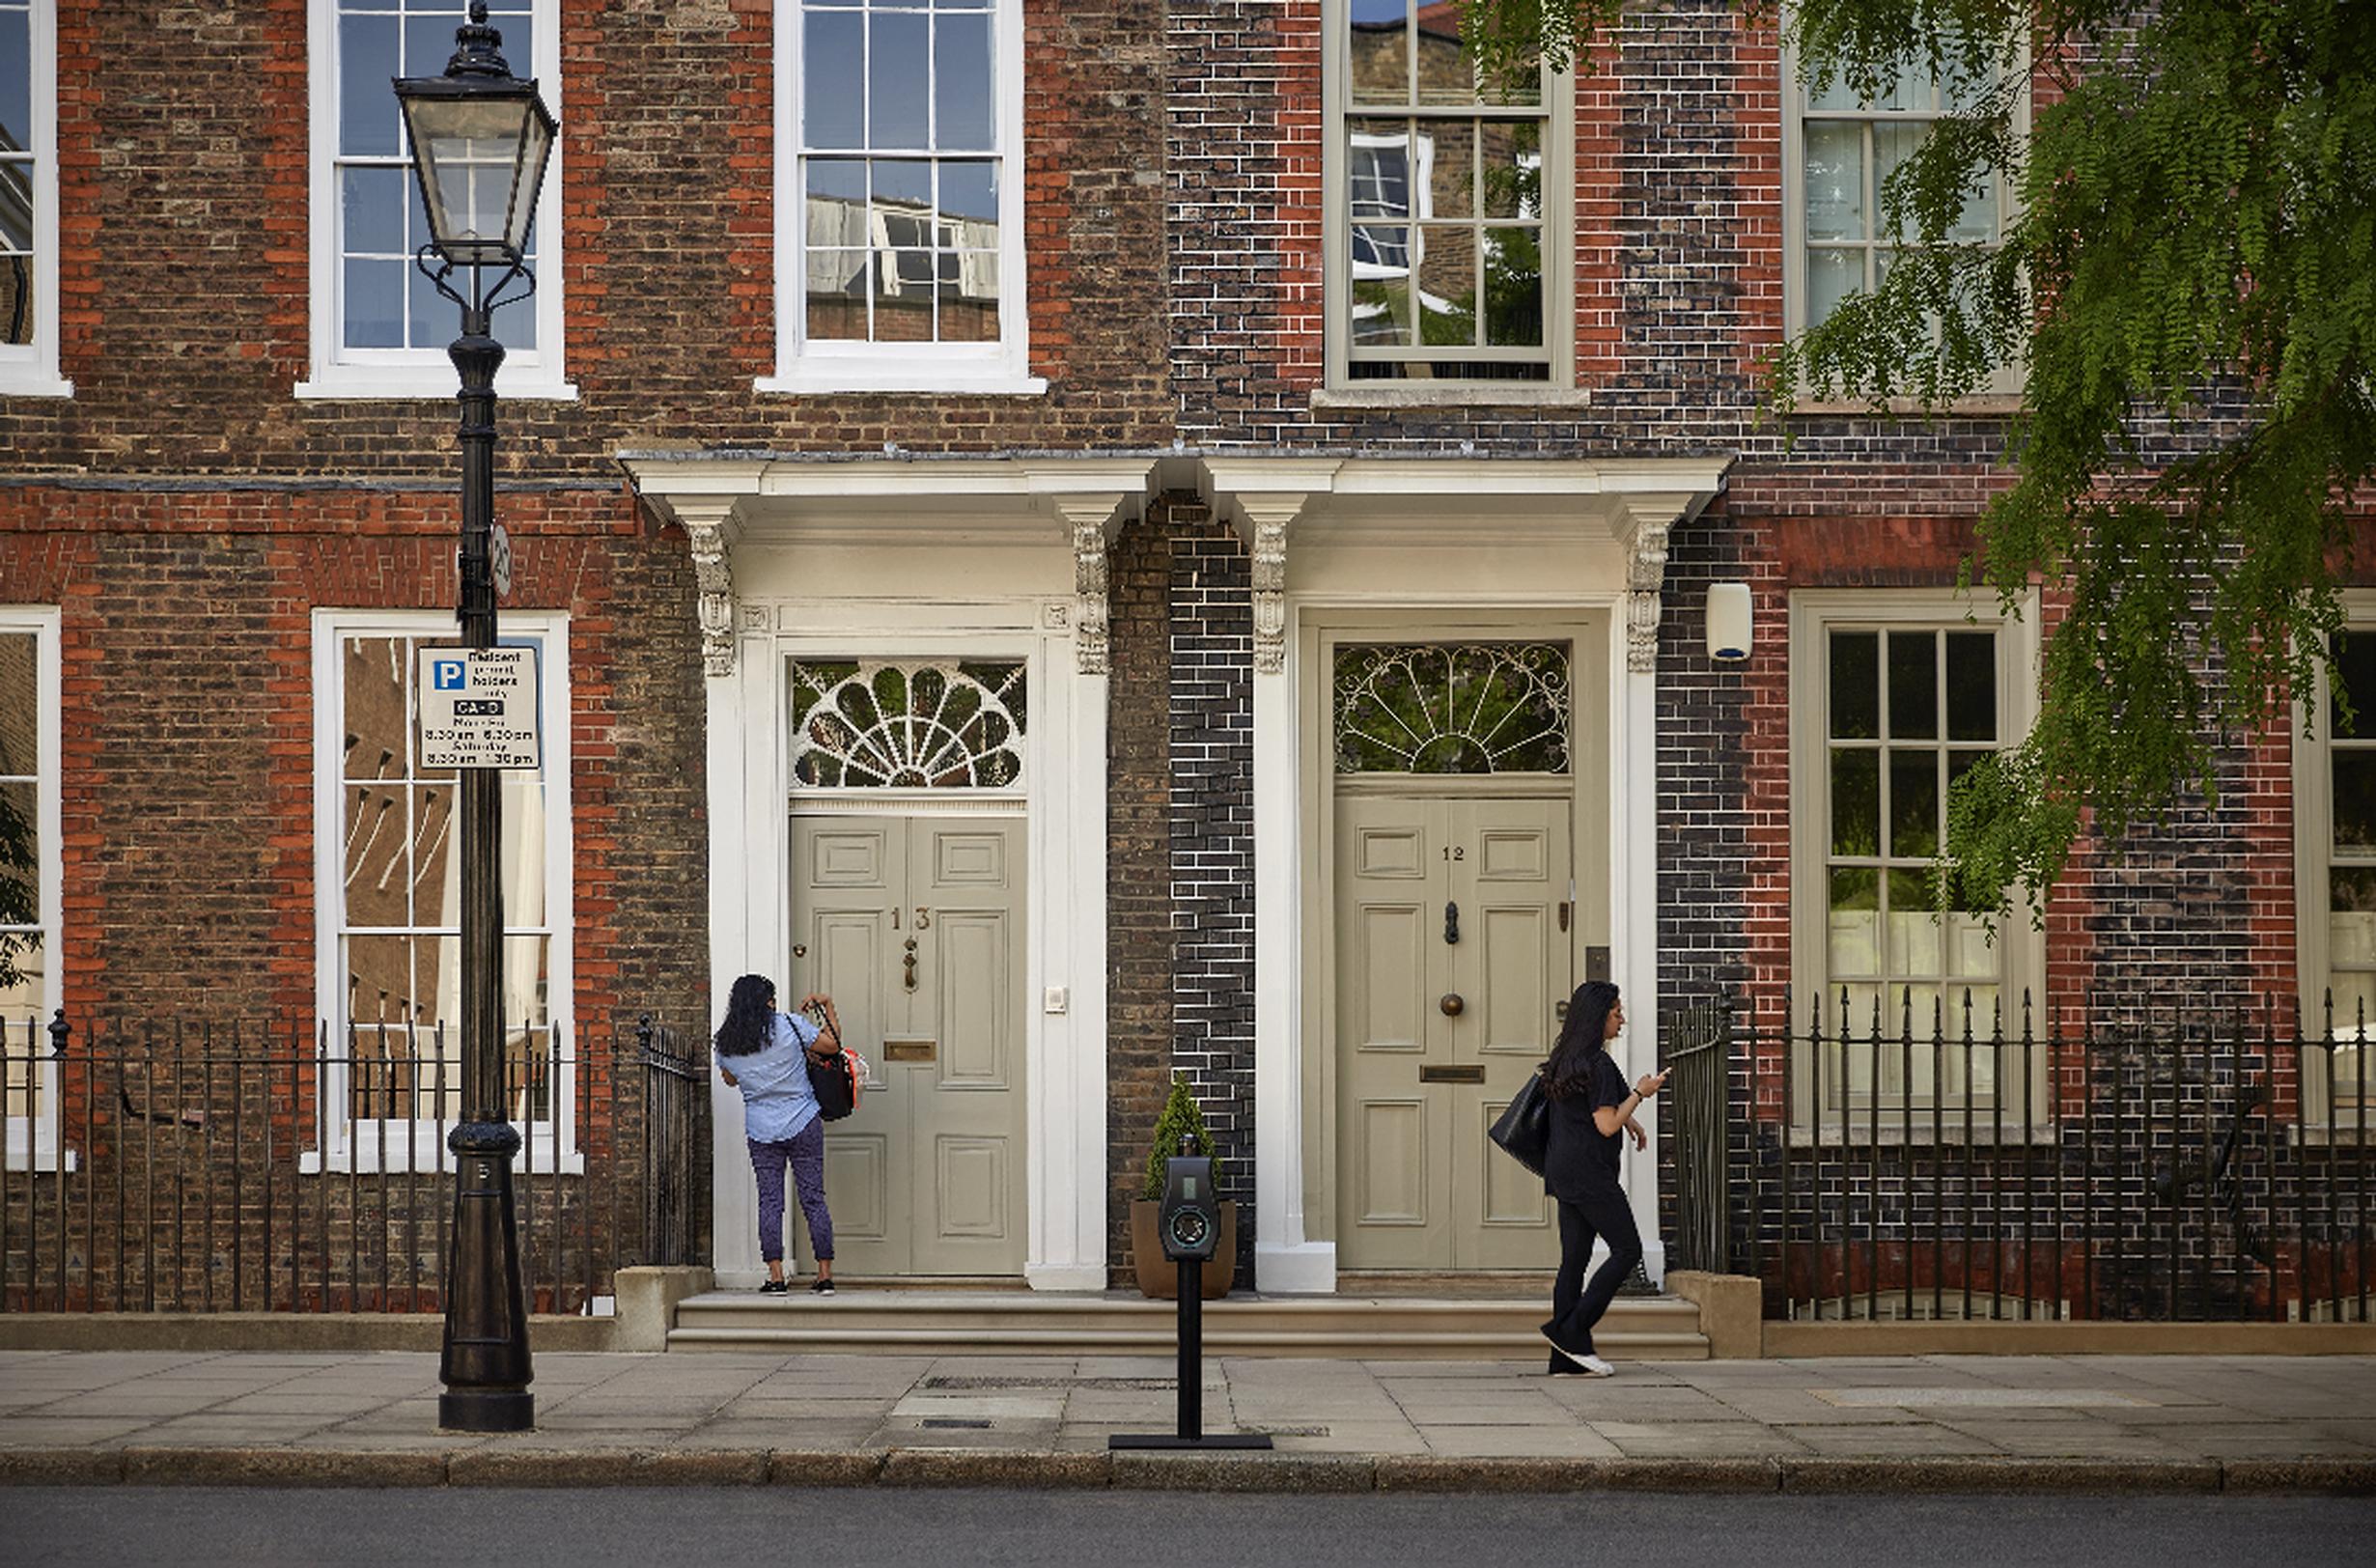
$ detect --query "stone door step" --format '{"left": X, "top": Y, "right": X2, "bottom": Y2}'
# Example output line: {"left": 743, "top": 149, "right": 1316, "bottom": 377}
{"left": 666, "top": 1291, "right": 1709, "bottom": 1359}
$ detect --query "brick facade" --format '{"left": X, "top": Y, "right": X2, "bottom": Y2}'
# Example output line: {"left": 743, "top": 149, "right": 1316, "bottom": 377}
{"left": 0, "top": 2, "right": 2349, "bottom": 1306}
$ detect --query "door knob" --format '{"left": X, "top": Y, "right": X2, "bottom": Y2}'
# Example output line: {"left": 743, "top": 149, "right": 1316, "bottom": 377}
{"left": 1440, "top": 993, "right": 1465, "bottom": 1017}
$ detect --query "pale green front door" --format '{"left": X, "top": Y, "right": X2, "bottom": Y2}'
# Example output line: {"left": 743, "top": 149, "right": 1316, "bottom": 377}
{"left": 791, "top": 815, "right": 1026, "bottom": 1275}
{"left": 1335, "top": 795, "right": 1570, "bottom": 1271}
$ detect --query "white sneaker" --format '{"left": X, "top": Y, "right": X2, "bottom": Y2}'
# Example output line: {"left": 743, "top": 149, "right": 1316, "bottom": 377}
{"left": 1576, "top": 1353, "right": 1617, "bottom": 1378}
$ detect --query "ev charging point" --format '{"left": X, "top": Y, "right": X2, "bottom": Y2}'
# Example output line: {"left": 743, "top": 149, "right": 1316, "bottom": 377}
{"left": 1108, "top": 1136, "right": 1273, "bottom": 1452}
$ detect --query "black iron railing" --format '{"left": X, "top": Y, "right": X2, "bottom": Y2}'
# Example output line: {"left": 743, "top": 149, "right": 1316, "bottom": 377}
{"left": 0, "top": 1011, "right": 710, "bottom": 1314}
{"left": 1664, "top": 991, "right": 2374, "bottom": 1323}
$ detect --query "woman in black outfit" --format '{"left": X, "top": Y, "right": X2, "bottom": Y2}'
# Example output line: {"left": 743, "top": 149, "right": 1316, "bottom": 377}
{"left": 1540, "top": 979, "right": 1667, "bottom": 1376}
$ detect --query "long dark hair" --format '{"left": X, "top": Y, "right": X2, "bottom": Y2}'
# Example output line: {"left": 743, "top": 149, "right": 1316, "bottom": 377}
{"left": 713, "top": 973, "right": 777, "bottom": 1058}
{"left": 1543, "top": 980, "right": 1620, "bottom": 1101}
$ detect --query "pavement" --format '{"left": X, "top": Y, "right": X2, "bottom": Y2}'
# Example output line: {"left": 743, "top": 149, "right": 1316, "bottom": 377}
{"left": 1, "top": 1348, "right": 2372, "bottom": 1494}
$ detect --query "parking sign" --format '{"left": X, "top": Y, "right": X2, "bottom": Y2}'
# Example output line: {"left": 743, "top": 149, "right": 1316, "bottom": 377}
{"left": 417, "top": 647, "right": 541, "bottom": 770}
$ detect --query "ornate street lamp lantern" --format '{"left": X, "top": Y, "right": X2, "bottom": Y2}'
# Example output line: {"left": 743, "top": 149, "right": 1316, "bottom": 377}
{"left": 394, "top": 1, "right": 556, "bottom": 1436}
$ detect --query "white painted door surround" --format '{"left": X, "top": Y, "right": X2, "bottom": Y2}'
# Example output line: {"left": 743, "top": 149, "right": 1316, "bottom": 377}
{"left": 625, "top": 454, "right": 1149, "bottom": 1292}
{"left": 1202, "top": 455, "right": 1729, "bottom": 1295}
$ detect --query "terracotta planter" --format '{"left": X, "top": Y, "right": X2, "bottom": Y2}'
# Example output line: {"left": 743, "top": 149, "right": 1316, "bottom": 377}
{"left": 1131, "top": 1199, "right": 1238, "bottom": 1300}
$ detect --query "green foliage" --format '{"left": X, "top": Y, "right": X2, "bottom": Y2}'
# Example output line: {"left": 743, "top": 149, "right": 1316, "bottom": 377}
{"left": 1460, "top": 0, "right": 2376, "bottom": 918}
{"left": 1141, "top": 1075, "right": 1221, "bottom": 1202}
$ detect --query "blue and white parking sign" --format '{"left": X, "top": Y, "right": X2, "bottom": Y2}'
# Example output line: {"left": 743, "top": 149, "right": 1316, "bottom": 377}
{"left": 416, "top": 647, "right": 541, "bottom": 770}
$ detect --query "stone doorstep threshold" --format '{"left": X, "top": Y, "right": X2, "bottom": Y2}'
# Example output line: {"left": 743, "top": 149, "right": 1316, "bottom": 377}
{"left": 0, "top": 1447, "right": 2369, "bottom": 1496}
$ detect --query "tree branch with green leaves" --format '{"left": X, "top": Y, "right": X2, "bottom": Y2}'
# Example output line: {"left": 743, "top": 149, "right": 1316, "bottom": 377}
{"left": 1459, "top": 0, "right": 2376, "bottom": 920}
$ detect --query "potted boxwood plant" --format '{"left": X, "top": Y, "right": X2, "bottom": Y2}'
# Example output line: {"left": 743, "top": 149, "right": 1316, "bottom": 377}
{"left": 1131, "top": 1075, "right": 1238, "bottom": 1300}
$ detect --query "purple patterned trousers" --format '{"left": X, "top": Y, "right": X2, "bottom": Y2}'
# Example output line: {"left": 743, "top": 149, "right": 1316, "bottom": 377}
{"left": 749, "top": 1118, "right": 833, "bottom": 1263}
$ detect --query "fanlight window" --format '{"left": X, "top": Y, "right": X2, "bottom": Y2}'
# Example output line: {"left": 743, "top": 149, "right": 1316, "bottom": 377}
{"left": 790, "top": 660, "right": 1026, "bottom": 789}
{"left": 1333, "top": 642, "right": 1569, "bottom": 774}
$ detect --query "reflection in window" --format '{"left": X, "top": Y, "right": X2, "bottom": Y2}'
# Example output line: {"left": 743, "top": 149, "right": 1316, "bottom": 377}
{"left": 0, "top": 629, "right": 43, "bottom": 1129}
{"left": 2323, "top": 632, "right": 2376, "bottom": 1116}
{"left": 1822, "top": 626, "right": 2002, "bottom": 1106}
{"left": 1333, "top": 643, "right": 1570, "bottom": 774}
{"left": 1339, "top": 1, "right": 1549, "bottom": 381}
{"left": 335, "top": 630, "right": 555, "bottom": 1124}
{"left": 330, "top": 0, "right": 544, "bottom": 355}
{"left": 0, "top": 0, "right": 45, "bottom": 352}
{"left": 800, "top": 0, "right": 1003, "bottom": 346}
{"left": 790, "top": 660, "right": 1027, "bottom": 788}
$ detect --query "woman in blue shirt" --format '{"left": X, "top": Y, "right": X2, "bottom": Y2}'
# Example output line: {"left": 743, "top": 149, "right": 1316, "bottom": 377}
{"left": 715, "top": 973, "right": 844, "bottom": 1295}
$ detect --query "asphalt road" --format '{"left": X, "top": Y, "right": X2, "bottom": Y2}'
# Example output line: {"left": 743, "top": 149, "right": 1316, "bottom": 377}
{"left": 6, "top": 1487, "right": 2371, "bottom": 1567}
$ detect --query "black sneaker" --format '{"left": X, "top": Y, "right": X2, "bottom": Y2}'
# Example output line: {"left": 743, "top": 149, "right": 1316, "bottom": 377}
{"left": 810, "top": 1277, "right": 836, "bottom": 1296}
{"left": 758, "top": 1278, "right": 789, "bottom": 1296}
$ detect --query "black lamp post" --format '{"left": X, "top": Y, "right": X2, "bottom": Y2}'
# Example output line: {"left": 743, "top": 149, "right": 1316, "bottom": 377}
{"left": 394, "top": 1, "right": 556, "bottom": 1436}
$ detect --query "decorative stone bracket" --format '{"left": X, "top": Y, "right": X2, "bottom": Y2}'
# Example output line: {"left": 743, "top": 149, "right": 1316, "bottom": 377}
{"left": 1238, "top": 495, "right": 1310, "bottom": 675}
{"left": 1048, "top": 492, "right": 1131, "bottom": 676}
{"left": 1615, "top": 497, "right": 1695, "bottom": 676}
{"left": 669, "top": 498, "right": 743, "bottom": 679}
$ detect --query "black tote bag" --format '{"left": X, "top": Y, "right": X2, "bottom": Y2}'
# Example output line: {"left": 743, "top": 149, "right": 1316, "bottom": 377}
{"left": 1488, "top": 1068, "right": 1551, "bottom": 1177}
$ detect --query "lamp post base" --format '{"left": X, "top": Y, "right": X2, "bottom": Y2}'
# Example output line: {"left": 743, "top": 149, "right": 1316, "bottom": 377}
{"left": 438, "top": 1387, "right": 536, "bottom": 1434}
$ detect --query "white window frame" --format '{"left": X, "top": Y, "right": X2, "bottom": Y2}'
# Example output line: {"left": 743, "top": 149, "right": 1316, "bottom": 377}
{"left": 1789, "top": 588, "right": 2044, "bottom": 1135}
{"left": 1320, "top": 0, "right": 1572, "bottom": 393}
{"left": 299, "top": 0, "right": 574, "bottom": 402}
{"left": 1781, "top": 46, "right": 2027, "bottom": 398}
{"left": 763, "top": 0, "right": 1042, "bottom": 396}
{"left": 0, "top": 606, "right": 63, "bottom": 1170}
{"left": 309, "top": 608, "right": 576, "bottom": 1172}
{"left": 2293, "top": 590, "right": 2376, "bottom": 1135}
{"left": 0, "top": 0, "right": 69, "bottom": 398}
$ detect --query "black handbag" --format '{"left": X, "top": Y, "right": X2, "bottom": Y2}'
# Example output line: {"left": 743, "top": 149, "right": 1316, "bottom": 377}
{"left": 1489, "top": 1068, "right": 1551, "bottom": 1176}
{"left": 799, "top": 1009, "right": 857, "bottom": 1122}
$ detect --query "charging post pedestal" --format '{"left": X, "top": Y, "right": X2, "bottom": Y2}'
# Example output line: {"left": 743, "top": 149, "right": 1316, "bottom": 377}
{"left": 1109, "top": 1140, "right": 1272, "bottom": 1452}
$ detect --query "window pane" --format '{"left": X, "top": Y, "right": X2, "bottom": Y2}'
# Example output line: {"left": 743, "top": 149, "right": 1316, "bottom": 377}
{"left": 1944, "top": 631, "right": 1996, "bottom": 741}
{"left": 869, "top": 10, "right": 929, "bottom": 148}
{"left": 0, "top": 631, "right": 35, "bottom": 776}
{"left": 343, "top": 779, "right": 407, "bottom": 928}
{"left": 1887, "top": 630, "right": 1937, "bottom": 739}
{"left": 1414, "top": 225, "right": 1475, "bottom": 346}
{"left": 342, "top": 166, "right": 407, "bottom": 258}
{"left": 1874, "top": 123, "right": 1922, "bottom": 240}
{"left": 1829, "top": 630, "right": 1878, "bottom": 739}
{"left": 1827, "top": 866, "right": 1879, "bottom": 977}
{"left": 1482, "top": 228, "right": 1542, "bottom": 347}
{"left": 1886, "top": 868, "right": 1940, "bottom": 975}
{"left": 340, "top": 14, "right": 401, "bottom": 157}
{"left": 1831, "top": 747, "right": 1878, "bottom": 855}
{"left": 2334, "top": 631, "right": 2376, "bottom": 738}
{"left": 0, "top": 6, "right": 28, "bottom": 154}
{"left": 1347, "top": 120, "right": 1412, "bottom": 221}
{"left": 938, "top": 257, "right": 998, "bottom": 342}
{"left": 1803, "top": 121, "right": 1864, "bottom": 240}
{"left": 934, "top": 11, "right": 993, "bottom": 152}
{"left": 1412, "top": 3, "right": 1479, "bottom": 106}
{"left": 940, "top": 158, "right": 997, "bottom": 225}
{"left": 500, "top": 774, "right": 547, "bottom": 925}
{"left": 1347, "top": 1, "right": 1409, "bottom": 104}
{"left": 1349, "top": 237, "right": 1412, "bottom": 344}
{"left": 409, "top": 781, "right": 454, "bottom": 929}
{"left": 1427, "top": 126, "right": 1471, "bottom": 219}
{"left": 805, "top": 9, "right": 865, "bottom": 148}
{"left": 1804, "top": 246, "right": 1862, "bottom": 329}
{"left": 345, "top": 637, "right": 412, "bottom": 778}
{"left": 345, "top": 934, "right": 415, "bottom": 1026}
{"left": 1479, "top": 120, "right": 1538, "bottom": 219}
{"left": 1887, "top": 747, "right": 1939, "bottom": 857}
{"left": 0, "top": 778, "right": 36, "bottom": 936}
{"left": 2329, "top": 865, "right": 2376, "bottom": 965}
{"left": 806, "top": 251, "right": 871, "bottom": 339}
{"left": 2334, "top": 753, "right": 2376, "bottom": 849}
